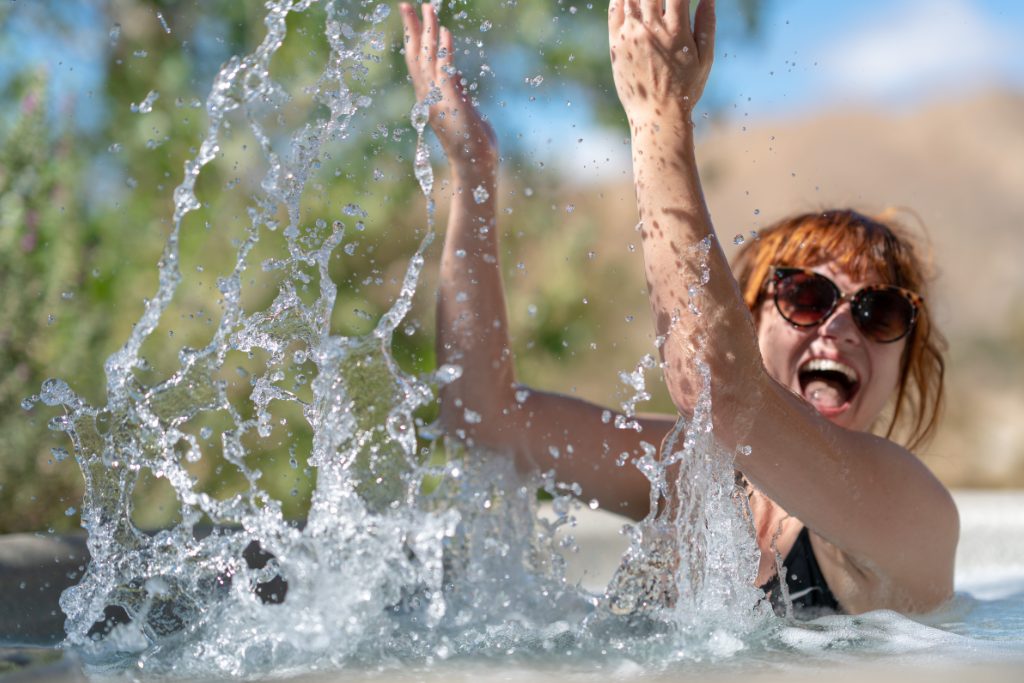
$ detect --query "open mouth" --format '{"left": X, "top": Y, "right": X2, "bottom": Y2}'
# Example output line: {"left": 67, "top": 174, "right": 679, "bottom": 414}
{"left": 798, "top": 358, "right": 860, "bottom": 416}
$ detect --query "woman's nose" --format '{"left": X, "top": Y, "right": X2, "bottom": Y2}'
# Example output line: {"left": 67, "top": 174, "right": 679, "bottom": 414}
{"left": 819, "top": 301, "right": 860, "bottom": 343}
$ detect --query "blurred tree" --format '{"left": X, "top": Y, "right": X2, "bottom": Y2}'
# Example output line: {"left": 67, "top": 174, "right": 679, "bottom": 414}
{"left": 0, "top": 0, "right": 763, "bottom": 533}
{"left": 0, "top": 74, "right": 100, "bottom": 532}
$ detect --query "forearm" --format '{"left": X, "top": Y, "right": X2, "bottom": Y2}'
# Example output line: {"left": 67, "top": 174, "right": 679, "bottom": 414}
{"left": 435, "top": 161, "right": 518, "bottom": 442}
{"left": 512, "top": 389, "right": 675, "bottom": 520}
{"left": 630, "top": 113, "right": 763, "bottom": 435}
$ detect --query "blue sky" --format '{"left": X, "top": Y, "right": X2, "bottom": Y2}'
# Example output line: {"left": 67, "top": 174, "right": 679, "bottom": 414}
{"left": 514, "top": 0, "right": 1024, "bottom": 180}
{"left": 3, "top": 0, "right": 1023, "bottom": 172}
{"left": 0, "top": 0, "right": 108, "bottom": 130}
{"left": 712, "top": 0, "right": 1024, "bottom": 118}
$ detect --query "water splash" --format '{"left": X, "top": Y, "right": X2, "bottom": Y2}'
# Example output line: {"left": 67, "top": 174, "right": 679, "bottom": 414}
{"left": 604, "top": 238, "right": 772, "bottom": 641}
{"left": 35, "top": 0, "right": 774, "bottom": 677}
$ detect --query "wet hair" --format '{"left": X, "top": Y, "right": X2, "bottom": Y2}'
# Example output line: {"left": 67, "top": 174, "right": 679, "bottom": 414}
{"left": 731, "top": 208, "right": 946, "bottom": 450}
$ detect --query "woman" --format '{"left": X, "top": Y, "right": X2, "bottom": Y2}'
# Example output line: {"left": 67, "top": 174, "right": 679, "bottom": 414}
{"left": 399, "top": 1, "right": 958, "bottom": 615}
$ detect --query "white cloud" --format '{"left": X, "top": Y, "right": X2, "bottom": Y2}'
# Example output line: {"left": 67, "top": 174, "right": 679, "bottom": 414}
{"left": 820, "top": 0, "right": 1013, "bottom": 100}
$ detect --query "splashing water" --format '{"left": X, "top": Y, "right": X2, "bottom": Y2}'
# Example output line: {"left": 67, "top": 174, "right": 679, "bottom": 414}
{"left": 34, "top": 1, "right": 775, "bottom": 677}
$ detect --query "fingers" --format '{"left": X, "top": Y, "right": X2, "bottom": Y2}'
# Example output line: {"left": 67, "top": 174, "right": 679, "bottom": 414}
{"left": 438, "top": 26, "right": 454, "bottom": 70}
{"left": 640, "top": 0, "right": 660, "bottom": 22}
{"left": 624, "top": 0, "right": 641, "bottom": 22}
{"left": 400, "top": 3, "right": 422, "bottom": 73}
{"left": 421, "top": 3, "right": 439, "bottom": 66}
{"left": 664, "top": 0, "right": 688, "bottom": 31}
{"left": 693, "top": 0, "right": 716, "bottom": 65}
{"left": 609, "top": 0, "right": 625, "bottom": 31}
{"left": 438, "top": 26, "right": 461, "bottom": 93}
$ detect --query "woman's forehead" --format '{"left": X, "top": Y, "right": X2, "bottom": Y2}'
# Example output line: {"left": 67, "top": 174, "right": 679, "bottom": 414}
{"left": 806, "top": 262, "right": 880, "bottom": 289}
{"left": 776, "top": 248, "right": 894, "bottom": 286}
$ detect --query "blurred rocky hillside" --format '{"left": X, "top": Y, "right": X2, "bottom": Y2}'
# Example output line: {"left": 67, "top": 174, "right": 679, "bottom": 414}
{"left": 499, "top": 90, "right": 1024, "bottom": 488}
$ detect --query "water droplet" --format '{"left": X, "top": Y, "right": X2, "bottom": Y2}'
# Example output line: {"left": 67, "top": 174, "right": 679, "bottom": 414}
{"left": 40, "top": 378, "right": 74, "bottom": 406}
{"left": 109, "top": 22, "right": 121, "bottom": 47}
{"left": 753, "top": 208, "right": 760, "bottom": 216}
{"left": 733, "top": 234, "right": 745, "bottom": 245}
{"left": 52, "top": 447, "right": 70, "bottom": 462}
{"left": 736, "top": 445, "right": 753, "bottom": 457}
{"left": 588, "top": 499, "right": 599, "bottom": 510}
{"left": 199, "top": 427, "right": 213, "bottom": 440}
{"left": 525, "top": 75, "right": 544, "bottom": 88}
{"left": 65, "top": 506, "right": 77, "bottom": 517}
{"left": 472, "top": 185, "right": 490, "bottom": 204}
{"left": 156, "top": 11, "right": 171, "bottom": 34}
{"left": 527, "top": 304, "right": 538, "bottom": 317}
{"left": 130, "top": 90, "right": 159, "bottom": 114}
{"left": 371, "top": 3, "right": 391, "bottom": 23}
{"left": 343, "top": 203, "right": 368, "bottom": 218}
{"left": 480, "top": 20, "right": 492, "bottom": 32}
{"left": 464, "top": 409, "right": 481, "bottom": 424}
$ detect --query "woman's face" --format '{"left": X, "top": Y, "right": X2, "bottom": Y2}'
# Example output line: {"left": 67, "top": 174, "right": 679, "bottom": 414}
{"left": 755, "top": 262, "right": 907, "bottom": 432}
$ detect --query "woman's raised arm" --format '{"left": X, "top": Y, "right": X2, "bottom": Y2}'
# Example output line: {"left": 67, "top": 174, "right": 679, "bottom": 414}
{"left": 401, "top": 3, "right": 681, "bottom": 520}
{"left": 609, "top": 0, "right": 957, "bottom": 611}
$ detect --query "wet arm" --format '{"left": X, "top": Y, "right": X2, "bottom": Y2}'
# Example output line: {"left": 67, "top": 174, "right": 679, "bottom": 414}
{"left": 403, "top": 3, "right": 679, "bottom": 520}
{"left": 608, "top": 0, "right": 956, "bottom": 609}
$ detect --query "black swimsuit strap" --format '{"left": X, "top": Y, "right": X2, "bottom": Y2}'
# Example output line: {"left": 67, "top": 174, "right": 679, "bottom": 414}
{"left": 760, "top": 526, "right": 841, "bottom": 614}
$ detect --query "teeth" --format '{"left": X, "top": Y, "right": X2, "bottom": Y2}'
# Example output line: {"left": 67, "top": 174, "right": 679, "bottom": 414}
{"left": 800, "top": 358, "right": 858, "bottom": 385}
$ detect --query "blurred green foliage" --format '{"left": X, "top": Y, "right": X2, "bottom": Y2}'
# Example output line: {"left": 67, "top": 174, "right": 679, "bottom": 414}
{"left": 0, "top": 0, "right": 761, "bottom": 533}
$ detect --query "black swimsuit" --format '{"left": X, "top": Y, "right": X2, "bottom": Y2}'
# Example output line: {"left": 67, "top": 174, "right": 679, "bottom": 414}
{"left": 760, "top": 526, "right": 841, "bottom": 614}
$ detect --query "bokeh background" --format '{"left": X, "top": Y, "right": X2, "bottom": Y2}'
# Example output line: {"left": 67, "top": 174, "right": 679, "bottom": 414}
{"left": 2, "top": 0, "right": 1023, "bottom": 534}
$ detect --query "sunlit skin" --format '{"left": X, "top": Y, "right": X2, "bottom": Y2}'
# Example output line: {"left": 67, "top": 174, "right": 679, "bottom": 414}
{"left": 756, "top": 264, "right": 907, "bottom": 434}
{"left": 400, "top": 1, "right": 958, "bottom": 615}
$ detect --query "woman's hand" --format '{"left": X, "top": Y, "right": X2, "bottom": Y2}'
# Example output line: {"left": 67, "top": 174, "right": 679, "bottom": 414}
{"left": 400, "top": 3, "right": 497, "bottom": 171}
{"left": 608, "top": 0, "right": 715, "bottom": 126}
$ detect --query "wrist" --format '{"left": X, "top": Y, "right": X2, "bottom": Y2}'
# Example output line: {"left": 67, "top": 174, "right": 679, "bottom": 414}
{"left": 629, "top": 110, "right": 695, "bottom": 144}
{"left": 450, "top": 159, "right": 497, "bottom": 189}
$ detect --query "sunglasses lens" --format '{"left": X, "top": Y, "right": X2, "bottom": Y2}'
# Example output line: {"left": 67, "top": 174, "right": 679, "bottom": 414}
{"left": 775, "top": 272, "right": 836, "bottom": 326}
{"left": 853, "top": 288, "right": 916, "bottom": 342}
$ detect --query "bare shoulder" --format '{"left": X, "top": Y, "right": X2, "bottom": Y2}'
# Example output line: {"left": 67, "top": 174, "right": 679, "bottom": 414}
{"left": 808, "top": 436, "right": 959, "bottom": 613}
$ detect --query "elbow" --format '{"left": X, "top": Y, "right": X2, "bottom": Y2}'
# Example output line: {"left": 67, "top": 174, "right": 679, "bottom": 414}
{"left": 437, "top": 381, "right": 522, "bottom": 455}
